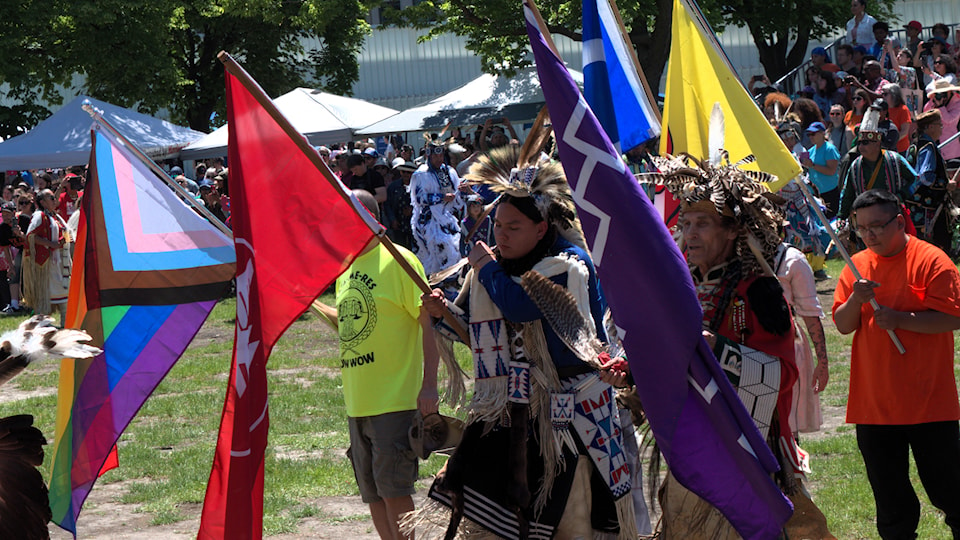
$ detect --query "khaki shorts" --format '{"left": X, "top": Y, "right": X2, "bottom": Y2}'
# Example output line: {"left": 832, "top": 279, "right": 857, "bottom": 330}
{"left": 347, "top": 410, "right": 418, "bottom": 503}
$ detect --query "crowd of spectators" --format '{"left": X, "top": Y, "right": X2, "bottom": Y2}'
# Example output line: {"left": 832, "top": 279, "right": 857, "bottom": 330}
{"left": 0, "top": 117, "right": 523, "bottom": 324}
{"left": 0, "top": 167, "right": 87, "bottom": 322}
{"left": 312, "top": 118, "right": 520, "bottom": 276}
{"left": 750, "top": 12, "right": 960, "bottom": 267}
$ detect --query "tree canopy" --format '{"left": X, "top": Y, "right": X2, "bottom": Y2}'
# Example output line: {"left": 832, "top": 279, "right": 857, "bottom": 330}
{"left": 716, "top": 0, "right": 897, "bottom": 80}
{"left": 0, "top": 0, "right": 374, "bottom": 137}
{"left": 385, "top": 0, "right": 897, "bottom": 94}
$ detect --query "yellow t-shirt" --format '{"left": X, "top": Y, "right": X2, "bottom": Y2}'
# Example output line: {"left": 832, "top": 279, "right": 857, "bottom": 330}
{"left": 336, "top": 243, "right": 424, "bottom": 417}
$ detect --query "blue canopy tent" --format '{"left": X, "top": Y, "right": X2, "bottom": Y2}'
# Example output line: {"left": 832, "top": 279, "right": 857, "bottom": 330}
{"left": 0, "top": 96, "right": 205, "bottom": 170}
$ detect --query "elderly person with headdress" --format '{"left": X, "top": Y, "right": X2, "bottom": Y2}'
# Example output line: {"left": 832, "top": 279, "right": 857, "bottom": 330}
{"left": 410, "top": 139, "right": 466, "bottom": 275}
{"left": 903, "top": 109, "right": 957, "bottom": 253}
{"left": 838, "top": 106, "right": 917, "bottom": 220}
{"left": 23, "top": 189, "right": 72, "bottom": 325}
{"left": 416, "top": 145, "right": 638, "bottom": 539}
{"left": 639, "top": 154, "right": 833, "bottom": 539}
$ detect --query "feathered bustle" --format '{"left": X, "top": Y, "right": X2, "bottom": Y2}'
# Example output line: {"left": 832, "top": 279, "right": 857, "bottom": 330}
{"left": 0, "top": 316, "right": 101, "bottom": 538}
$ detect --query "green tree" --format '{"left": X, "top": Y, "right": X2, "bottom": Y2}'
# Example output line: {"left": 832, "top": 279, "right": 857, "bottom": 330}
{"left": 383, "top": 0, "right": 705, "bottom": 93}
{"left": 0, "top": 0, "right": 373, "bottom": 135}
{"left": 716, "top": 0, "right": 897, "bottom": 81}
{"left": 383, "top": 0, "right": 896, "bottom": 93}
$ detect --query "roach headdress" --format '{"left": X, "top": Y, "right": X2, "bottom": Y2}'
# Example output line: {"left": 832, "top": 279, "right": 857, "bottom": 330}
{"left": 464, "top": 109, "right": 587, "bottom": 252}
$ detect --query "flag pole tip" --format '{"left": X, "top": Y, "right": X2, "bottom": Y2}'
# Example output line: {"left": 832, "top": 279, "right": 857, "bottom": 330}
{"left": 82, "top": 100, "right": 102, "bottom": 118}
{"left": 217, "top": 50, "right": 231, "bottom": 62}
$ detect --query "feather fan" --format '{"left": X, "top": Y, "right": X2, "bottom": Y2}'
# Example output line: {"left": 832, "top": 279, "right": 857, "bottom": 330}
{"left": 0, "top": 315, "right": 102, "bottom": 388}
{"left": 519, "top": 270, "right": 605, "bottom": 369}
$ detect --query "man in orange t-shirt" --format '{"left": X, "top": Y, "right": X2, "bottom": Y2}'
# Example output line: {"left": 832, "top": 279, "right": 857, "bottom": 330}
{"left": 833, "top": 189, "right": 960, "bottom": 539}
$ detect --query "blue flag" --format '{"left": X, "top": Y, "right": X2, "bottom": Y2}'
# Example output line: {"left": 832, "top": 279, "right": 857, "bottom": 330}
{"left": 524, "top": 2, "right": 793, "bottom": 538}
{"left": 582, "top": 0, "right": 661, "bottom": 152}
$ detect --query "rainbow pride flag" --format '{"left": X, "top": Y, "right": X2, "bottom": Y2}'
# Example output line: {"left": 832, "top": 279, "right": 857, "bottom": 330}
{"left": 49, "top": 125, "right": 236, "bottom": 535}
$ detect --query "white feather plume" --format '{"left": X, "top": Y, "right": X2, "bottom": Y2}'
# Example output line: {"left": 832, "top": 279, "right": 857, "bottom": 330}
{"left": 709, "top": 102, "right": 725, "bottom": 166}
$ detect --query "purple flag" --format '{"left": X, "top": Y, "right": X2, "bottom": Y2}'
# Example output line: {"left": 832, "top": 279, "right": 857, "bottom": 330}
{"left": 522, "top": 2, "right": 793, "bottom": 538}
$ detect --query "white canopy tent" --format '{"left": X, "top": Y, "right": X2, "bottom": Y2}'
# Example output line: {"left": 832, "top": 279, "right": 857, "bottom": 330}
{"left": 179, "top": 88, "right": 398, "bottom": 160}
{"left": 0, "top": 96, "right": 204, "bottom": 170}
{"left": 355, "top": 68, "right": 584, "bottom": 136}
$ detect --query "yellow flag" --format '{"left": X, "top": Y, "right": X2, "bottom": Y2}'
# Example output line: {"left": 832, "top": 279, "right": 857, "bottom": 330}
{"left": 660, "top": 0, "right": 799, "bottom": 192}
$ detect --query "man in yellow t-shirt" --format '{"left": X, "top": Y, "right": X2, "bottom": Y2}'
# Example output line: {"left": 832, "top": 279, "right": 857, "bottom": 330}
{"left": 323, "top": 190, "right": 439, "bottom": 540}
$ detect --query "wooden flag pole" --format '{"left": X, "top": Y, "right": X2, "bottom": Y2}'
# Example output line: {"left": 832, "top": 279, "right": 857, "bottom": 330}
{"left": 82, "top": 103, "right": 233, "bottom": 238}
{"left": 794, "top": 176, "right": 906, "bottom": 354}
{"left": 218, "top": 51, "right": 470, "bottom": 345}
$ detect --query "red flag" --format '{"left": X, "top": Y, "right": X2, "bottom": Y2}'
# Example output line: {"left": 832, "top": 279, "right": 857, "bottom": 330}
{"left": 198, "top": 66, "right": 381, "bottom": 539}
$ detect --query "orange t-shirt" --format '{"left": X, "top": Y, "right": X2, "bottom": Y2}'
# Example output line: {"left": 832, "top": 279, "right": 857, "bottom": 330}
{"left": 887, "top": 104, "right": 912, "bottom": 153}
{"left": 833, "top": 236, "right": 960, "bottom": 425}
{"left": 844, "top": 110, "right": 864, "bottom": 131}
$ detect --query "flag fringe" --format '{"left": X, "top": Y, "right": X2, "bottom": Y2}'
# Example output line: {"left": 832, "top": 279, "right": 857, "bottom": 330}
{"left": 616, "top": 494, "right": 639, "bottom": 540}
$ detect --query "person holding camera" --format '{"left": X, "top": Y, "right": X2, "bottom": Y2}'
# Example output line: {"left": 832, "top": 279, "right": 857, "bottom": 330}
{"left": 868, "top": 22, "right": 899, "bottom": 69}
{"left": 923, "top": 54, "right": 958, "bottom": 96}
{"left": 845, "top": 60, "right": 892, "bottom": 104}
{"left": 478, "top": 117, "right": 519, "bottom": 153}
{"left": 748, "top": 73, "right": 779, "bottom": 106}
{"left": 889, "top": 47, "right": 919, "bottom": 93}
{"left": 902, "top": 21, "right": 923, "bottom": 57}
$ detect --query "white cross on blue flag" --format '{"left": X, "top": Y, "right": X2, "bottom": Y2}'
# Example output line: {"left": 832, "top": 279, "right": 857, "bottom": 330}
{"left": 581, "top": 0, "right": 661, "bottom": 152}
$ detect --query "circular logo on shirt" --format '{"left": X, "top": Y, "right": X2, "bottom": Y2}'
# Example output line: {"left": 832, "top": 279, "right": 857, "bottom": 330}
{"left": 339, "top": 284, "right": 377, "bottom": 347}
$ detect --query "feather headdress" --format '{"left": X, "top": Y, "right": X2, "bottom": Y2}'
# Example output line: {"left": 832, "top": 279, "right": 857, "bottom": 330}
{"left": 858, "top": 106, "right": 883, "bottom": 142}
{"left": 637, "top": 104, "right": 785, "bottom": 277}
{"left": 464, "top": 108, "right": 588, "bottom": 252}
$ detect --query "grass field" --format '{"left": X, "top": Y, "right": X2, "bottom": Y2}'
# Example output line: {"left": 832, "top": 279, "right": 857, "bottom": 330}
{"left": 1, "top": 260, "right": 958, "bottom": 538}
